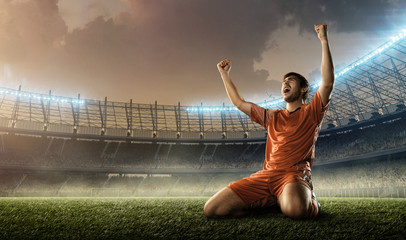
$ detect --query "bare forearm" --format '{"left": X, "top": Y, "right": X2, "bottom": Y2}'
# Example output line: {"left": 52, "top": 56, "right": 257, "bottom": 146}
{"left": 221, "top": 72, "right": 245, "bottom": 108}
{"left": 315, "top": 24, "right": 334, "bottom": 106}
{"left": 321, "top": 40, "right": 334, "bottom": 86}
{"left": 217, "top": 59, "right": 251, "bottom": 115}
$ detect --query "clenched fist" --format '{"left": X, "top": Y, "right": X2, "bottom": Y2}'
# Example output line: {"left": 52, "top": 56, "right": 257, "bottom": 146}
{"left": 217, "top": 59, "right": 231, "bottom": 75}
{"left": 314, "top": 24, "right": 328, "bottom": 42}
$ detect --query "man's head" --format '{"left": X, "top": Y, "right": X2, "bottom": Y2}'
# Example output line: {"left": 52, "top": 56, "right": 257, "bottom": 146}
{"left": 281, "top": 72, "right": 309, "bottom": 103}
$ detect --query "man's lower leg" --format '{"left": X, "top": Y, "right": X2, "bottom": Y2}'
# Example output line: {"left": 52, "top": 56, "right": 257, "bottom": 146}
{"left": 309, "top": 192, "right": 321, "bottom": 219}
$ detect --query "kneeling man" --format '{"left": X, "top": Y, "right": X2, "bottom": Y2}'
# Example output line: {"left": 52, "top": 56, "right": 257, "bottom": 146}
{"left": 204, "top": 24, "right": 334, "bottom": 219}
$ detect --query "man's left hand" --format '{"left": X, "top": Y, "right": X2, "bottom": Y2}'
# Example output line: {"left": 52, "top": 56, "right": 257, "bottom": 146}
{"left": 314, "top": 24, "right": 328, "bottom": 42}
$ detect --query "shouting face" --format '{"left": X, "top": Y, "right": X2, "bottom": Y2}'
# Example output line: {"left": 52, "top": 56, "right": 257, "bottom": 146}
{"left": 281, "top": 76, "right": 303, "bottom": 103}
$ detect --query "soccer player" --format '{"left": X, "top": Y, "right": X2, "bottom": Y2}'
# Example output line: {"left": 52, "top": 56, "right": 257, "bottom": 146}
{"left": 204, "top": 24, "right": 334, "bottom": 219}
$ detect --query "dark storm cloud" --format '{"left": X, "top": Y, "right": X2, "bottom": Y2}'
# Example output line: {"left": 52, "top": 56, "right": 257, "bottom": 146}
{"left": 280, "top": 0, "right": 406, "bottom": 33}
{"left": 0, "top": 0, "right": 67, "bottom": 64}
{"left": 0, "top": 0, "right": 404, "bottom": 104}
{"left": 62, "top": 0, "right": 282, "bottom": 104}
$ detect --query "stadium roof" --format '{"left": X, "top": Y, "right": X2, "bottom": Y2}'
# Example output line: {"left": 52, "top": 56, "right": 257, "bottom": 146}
{"left": 0, "top": 29, "right": 406, "bottom": 137}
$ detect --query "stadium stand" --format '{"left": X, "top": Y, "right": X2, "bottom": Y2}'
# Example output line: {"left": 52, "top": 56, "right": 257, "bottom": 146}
{"left": 0, "top": 30, "right": 405, "bottom": 198}
{"left": 2, "top": 115, "right": 405, "bottom": 169}
{"left": 317, "top": 116, "right": 406, "bottom": 162}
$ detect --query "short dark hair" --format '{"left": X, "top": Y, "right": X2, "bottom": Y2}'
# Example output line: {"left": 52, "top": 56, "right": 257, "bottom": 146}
{"left": 283, "top": 72, "right": 309, "bottom": 102}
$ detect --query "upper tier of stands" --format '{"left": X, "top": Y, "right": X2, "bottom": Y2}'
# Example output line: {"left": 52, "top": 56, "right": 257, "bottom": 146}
{"left": 0, "top": 111, "right": 405, "bottom": 171}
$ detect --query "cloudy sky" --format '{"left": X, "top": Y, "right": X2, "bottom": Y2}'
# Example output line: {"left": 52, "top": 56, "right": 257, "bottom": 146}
{"left": 0, "top": 0, "right": 405, "bottom": 106}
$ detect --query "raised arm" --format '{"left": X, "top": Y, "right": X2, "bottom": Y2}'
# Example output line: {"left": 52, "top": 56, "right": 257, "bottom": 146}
{"left": 315, "top": 24, "right": 334, "bottom": 107}
{"left": 217, "top": 59, "right": 252, "bottom": 116}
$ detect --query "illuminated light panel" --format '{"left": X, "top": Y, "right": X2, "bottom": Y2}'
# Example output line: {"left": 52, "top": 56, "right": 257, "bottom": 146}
{"left": 0, "top": 88, "right": 85, "bottom": 105}
{"left": 185, "top": 106, "right": 238, "bottom": 112}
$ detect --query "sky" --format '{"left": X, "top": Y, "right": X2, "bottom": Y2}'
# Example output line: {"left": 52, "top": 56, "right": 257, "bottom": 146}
{"left": 0, "top": 0, "right": 405, "bottom": 106}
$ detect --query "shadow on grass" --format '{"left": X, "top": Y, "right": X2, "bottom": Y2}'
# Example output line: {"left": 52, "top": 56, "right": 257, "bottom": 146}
{"left": 206, "top": 205, "right": 283, "bottom": 220}
{"left": 208, "top": 205, "right": 333, "bottom": 221}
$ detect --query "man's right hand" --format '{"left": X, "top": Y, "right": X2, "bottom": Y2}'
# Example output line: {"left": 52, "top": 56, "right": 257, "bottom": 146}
{"left": 217, "top": 59, "right": 231, "bottom": 75}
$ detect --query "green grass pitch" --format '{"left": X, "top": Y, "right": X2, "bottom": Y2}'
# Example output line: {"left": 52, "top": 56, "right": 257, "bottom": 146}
{"left": 0, "top": 197, "right": 404, "bottom": 240}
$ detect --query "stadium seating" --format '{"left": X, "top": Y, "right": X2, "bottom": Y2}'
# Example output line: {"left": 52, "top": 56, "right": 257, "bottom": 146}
{"left": 0, "top": 108, "right": 405, "bottom": 198}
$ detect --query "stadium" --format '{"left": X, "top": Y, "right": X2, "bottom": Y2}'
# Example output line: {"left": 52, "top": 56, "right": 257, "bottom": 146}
{"left": 0, "top": 22, "right": 406, "bottom": 240}
{"left": 1, "top": 30, "right": 405, "bottom": 199}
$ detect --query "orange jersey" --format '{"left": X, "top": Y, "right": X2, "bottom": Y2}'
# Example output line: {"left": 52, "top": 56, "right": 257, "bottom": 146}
{"left": 250, "top": 89, "right": 329, "bottom": 170}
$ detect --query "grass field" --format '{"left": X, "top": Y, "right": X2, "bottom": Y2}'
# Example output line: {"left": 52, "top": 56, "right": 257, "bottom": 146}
{"left": 0, "top": 197, "right": 404, "bottom": 240}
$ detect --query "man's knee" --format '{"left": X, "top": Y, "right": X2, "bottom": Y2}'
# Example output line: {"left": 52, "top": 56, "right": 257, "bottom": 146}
{"left": 203, "top": 187, "right": 246, "bottom": 218}
{"left": 204, "top": 196, "right": 236, "bottom": 218}
{"left": 203, "top": 201, "right": 217, "bottom": 218}
{"left": 278, "top": 183, "right": 312, "bottom": 219}
{"left": 280, "top": 198, "right": 311, "bottom": 219}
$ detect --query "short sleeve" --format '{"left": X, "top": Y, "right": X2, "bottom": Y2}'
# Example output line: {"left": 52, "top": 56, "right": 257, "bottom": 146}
{"left": 309, "top": 89, "right": 330, "bottom": 124}
{"left": 250, "top": 103, "right": 274, "bottom": 129}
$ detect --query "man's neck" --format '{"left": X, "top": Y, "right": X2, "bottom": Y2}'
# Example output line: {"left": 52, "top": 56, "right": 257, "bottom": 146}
{"left": 286, "top": 100, "right": 303, "bottom": 113}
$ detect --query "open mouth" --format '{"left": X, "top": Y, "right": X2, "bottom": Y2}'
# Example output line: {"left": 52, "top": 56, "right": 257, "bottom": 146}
{"left": 283, "top": 88, "right": 290, "bottom": 93}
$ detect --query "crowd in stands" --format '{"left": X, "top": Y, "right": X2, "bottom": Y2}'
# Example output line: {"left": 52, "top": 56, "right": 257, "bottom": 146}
{"left": 316, "top": 117, "right": 406, "bottom": 162}
{"left": 1, "top": 116, "right": 405, "bottom": 170}
{"left": 0, "top": 115, "right": 405, "bottom": 198}
{"left": 312, "top": 158, "right": 406, "bottom": 190}
{"left": 0, "top": 134, "right": 266, "bottom": 169}
{"left": 0, "top": 157, "right": 404, "bottom": 197}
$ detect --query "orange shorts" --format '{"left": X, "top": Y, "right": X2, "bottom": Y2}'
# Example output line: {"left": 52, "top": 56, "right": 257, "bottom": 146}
{"left": 227, "top": 161, "right": 313, "bottom": 209}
